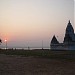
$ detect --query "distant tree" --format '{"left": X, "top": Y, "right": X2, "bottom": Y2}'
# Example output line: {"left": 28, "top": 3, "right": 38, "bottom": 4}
{"left": 0, "top": 39, "right": 2, "bottom": 44}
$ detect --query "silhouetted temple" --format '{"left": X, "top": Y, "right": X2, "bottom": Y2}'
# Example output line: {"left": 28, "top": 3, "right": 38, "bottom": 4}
{"left": 50, "top": 20, "right": 75, "bottom": 50}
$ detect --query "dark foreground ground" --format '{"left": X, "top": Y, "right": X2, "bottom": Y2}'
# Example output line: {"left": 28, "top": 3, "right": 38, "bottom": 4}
{"left": 0, "top": 49, "right": 75, "bottom": 75}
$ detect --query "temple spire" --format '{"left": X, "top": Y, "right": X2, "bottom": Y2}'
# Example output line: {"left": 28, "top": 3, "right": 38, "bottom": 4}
{"left": 68, "top": 20, "right": 71, "bottom": 24}
{"left": 51, "top": 35, "right": 59, "bottom": 44}
{"left": 69, "top": 20, "right": 70, "bottom": 23}
{"left": 66, "top": 20, "right": 74, "bottom": 33}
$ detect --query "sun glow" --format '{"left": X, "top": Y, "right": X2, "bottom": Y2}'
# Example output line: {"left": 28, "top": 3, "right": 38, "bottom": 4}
{"left": 5, "top": 39, "right": 7, "bottom": 42}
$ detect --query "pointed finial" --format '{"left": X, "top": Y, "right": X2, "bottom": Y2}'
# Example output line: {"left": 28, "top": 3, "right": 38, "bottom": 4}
{"left": 69, "top": 20, "right": 70, "bottom": 24}
{"left": 54, "top": 35, "right": 55, "bottom": 37}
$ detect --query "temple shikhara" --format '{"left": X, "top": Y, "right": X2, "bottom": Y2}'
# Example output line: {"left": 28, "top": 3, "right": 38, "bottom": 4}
{"left": 50, "top": 20, "right": 75, "bottom": 50}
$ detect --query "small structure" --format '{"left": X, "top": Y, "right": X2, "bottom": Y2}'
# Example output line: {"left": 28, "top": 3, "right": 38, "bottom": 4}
{"left": 50, "top": 20, "right": 75, "bottom": 50}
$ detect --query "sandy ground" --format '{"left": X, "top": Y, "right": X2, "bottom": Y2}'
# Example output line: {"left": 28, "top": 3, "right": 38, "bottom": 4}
{"left": 0, "top": 54, "right": 75, "bottom": 75}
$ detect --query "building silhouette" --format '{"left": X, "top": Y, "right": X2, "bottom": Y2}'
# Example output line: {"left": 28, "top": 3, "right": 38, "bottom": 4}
{"left": 50, "top": 20, "right": 75, "bottom": 50}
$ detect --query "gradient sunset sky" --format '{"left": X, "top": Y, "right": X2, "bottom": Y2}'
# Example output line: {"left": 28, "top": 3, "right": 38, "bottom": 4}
{"left": 0, "top": 0, "right": 74, "bottom": 48}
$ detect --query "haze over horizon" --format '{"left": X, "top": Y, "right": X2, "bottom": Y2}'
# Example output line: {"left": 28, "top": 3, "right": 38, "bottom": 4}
{"left": 0, "top": 0, "right": 74, "bottom": 48}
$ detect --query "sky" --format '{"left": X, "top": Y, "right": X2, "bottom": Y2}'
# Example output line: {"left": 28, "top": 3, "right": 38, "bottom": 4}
{"left": 0, "top": 0, "right": 74, "bottom": 48}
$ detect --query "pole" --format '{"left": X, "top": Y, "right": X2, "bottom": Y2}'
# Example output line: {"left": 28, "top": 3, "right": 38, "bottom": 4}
{"left": 5, "top": 39, "right": 7, "bottom": 50}
{"left": 42, "top": 40, "right": 43, "bottom": 50}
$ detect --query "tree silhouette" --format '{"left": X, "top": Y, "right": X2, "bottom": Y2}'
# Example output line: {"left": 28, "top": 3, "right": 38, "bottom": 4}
{"left": 0, "top": 39, "right": 2, "bottom": 44}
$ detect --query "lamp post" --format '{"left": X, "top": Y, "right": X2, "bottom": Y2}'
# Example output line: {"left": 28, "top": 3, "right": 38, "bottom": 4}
{"left": 5, "top": 39, "right": 7, "bottom": 49}
{"left": 42, "top": 40, "right": 43, "bottom": 50}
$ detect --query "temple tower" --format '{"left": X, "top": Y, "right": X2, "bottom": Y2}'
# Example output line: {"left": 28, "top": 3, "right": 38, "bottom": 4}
{"left": 64, "top": 20, "right": 75, "bottom": 43}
